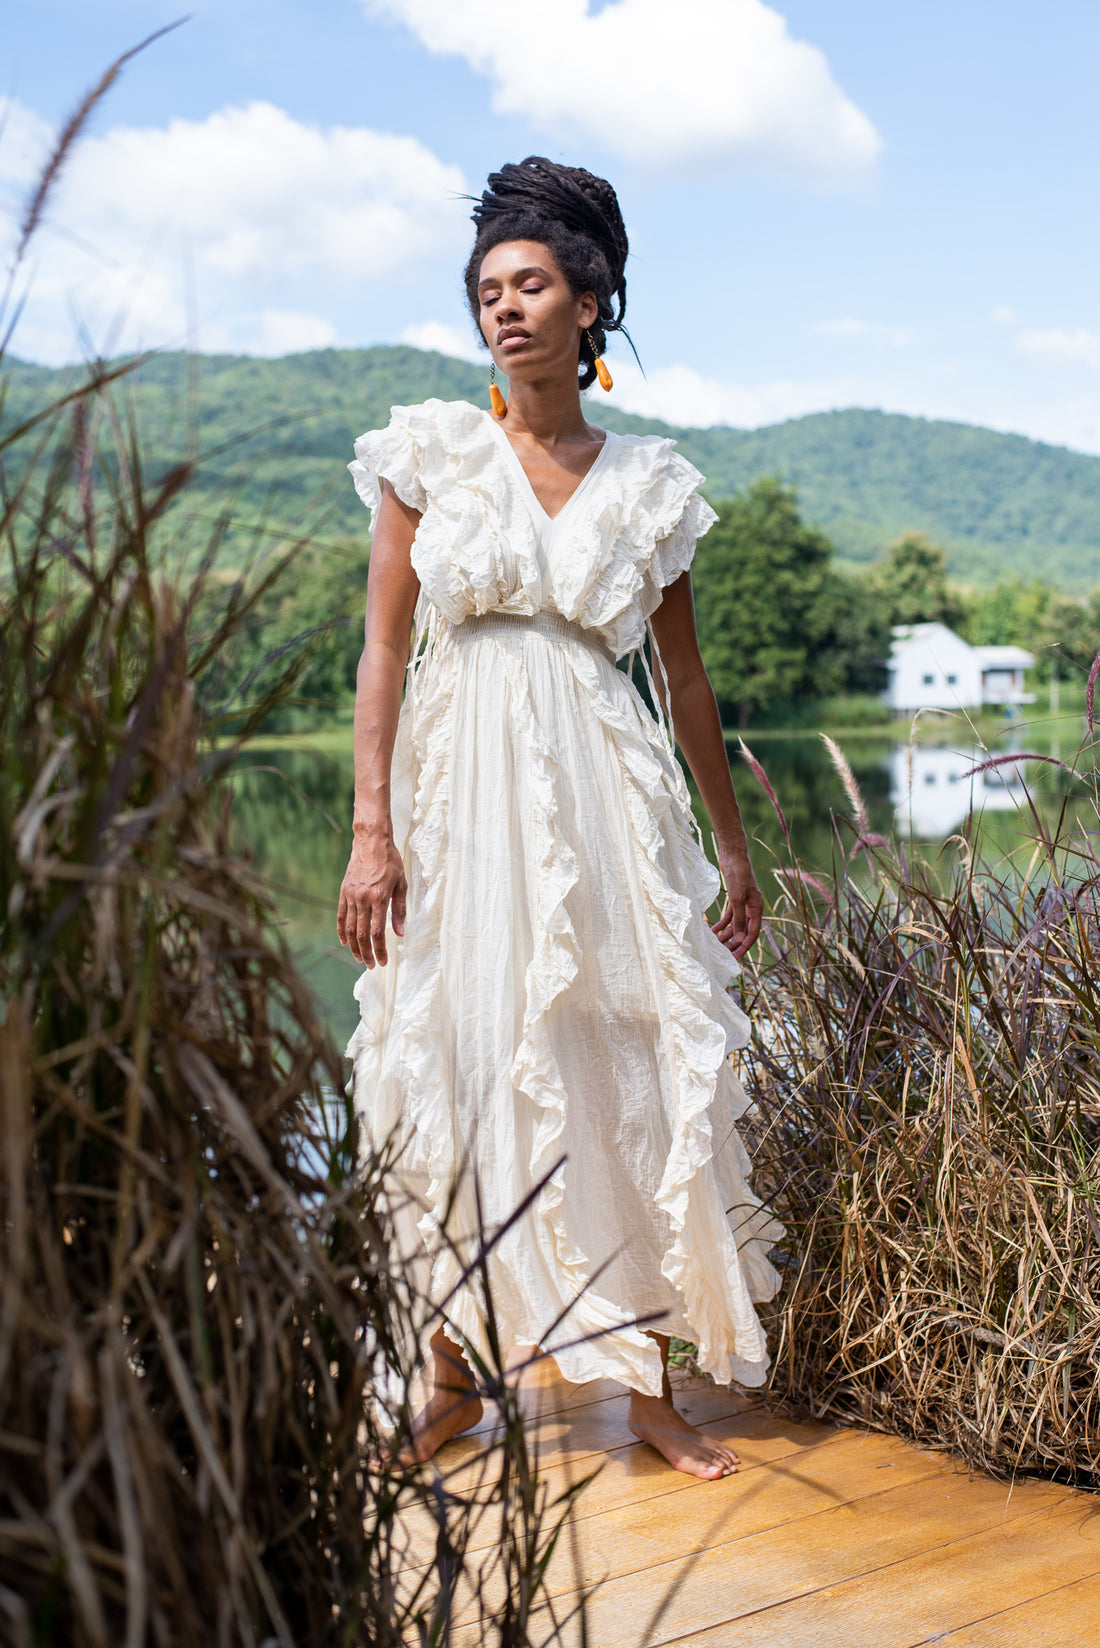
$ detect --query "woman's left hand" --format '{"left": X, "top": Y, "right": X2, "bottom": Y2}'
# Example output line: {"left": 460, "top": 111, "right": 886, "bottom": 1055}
{"left": 711, "top": 849, "right": 763, "bottom": 959}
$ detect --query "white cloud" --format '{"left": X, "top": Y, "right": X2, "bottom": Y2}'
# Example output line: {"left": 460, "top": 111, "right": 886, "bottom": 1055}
{"left": 398, "top": 318, "right": 485, "bottom": 362}
{"left": 365, "top": 0, "right": 881, "bottom": 183}
{"left": 1016, "top": 328, "right": 1100, "bottom": 371}
{"left": 255, "top": 309, "right": 339, "bottom": 355}
{"left": 1, "top": 97, "right": 468, "bottom": 362}
{"left": 0, "top": 96, "right": 54, "bottom": 194}
{"left": 815, "top": 317, "right": 913, "bottom": 348}
{"left": 603, "top": 359, "right": 864, "bottom": 428}
{"left": 992, "top": 304, "right": 1019, "bottom": 326}
{"left": 599, "top": 353, "right": 1100, "bottom": 457}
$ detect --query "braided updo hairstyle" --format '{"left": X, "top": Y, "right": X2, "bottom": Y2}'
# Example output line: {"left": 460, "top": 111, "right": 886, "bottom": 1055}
{"left": 464, "top": 156, "right": 631, "bottom": 390}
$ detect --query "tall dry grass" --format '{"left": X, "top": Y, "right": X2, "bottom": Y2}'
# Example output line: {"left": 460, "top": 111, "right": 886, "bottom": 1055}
{"left": 742, "top": 719, "right": 1100, "bottom": 1483}
{"left": 0, "top": 47, "right": 595, "bottom": 1646}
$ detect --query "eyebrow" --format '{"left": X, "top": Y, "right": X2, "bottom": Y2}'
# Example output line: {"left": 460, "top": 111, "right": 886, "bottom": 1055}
{"left": 477, "top": 265, "right": 551, "bottom": 292}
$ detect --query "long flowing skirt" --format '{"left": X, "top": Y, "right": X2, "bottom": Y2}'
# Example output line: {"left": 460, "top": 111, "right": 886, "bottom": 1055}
{"left": 347, "top": 610, "right": 783, "bottom": 1398}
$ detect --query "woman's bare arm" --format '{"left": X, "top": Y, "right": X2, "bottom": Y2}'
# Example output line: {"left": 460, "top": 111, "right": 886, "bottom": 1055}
{"left": 336, "top": 480, "right": 421, "bottom": 969}
{"left": 648, "top": 571, "right": 763, "bottom": 958}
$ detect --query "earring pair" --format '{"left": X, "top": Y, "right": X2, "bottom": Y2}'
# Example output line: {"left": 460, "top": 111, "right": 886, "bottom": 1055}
{"left": 488, "top": 330, "right": 613, "bottom": 416}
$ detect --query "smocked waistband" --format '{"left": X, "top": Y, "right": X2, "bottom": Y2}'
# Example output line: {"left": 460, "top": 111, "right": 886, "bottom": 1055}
{"left": 449, "top": 608, "right": 612, "bottom": 656}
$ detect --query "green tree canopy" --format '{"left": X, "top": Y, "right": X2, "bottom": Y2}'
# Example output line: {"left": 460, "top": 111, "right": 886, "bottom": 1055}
{"left": 961, "top": 574, "right": 1050, "bottom": 648}
{"left": 960, "top": 575, "right": 1099, "bottom": 682}
{"left": 1038, "top": 590, "right": 1100, "bottom": 682}
{"left": 692, "top": 477, "right": 886, "bottom": 727}
{"left": 200, "top": 537, "right": 369, "bottom": 731}
{"left": 871, "top": 530, "right": 966, "bottom": 628}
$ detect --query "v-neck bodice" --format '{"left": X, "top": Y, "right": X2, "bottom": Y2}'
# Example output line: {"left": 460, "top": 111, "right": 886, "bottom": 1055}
{"left": 483, "top": 413, "right": 616, "bottom": 538}
{"left": 348, "top": 398, "right": 718, "bottom": 657}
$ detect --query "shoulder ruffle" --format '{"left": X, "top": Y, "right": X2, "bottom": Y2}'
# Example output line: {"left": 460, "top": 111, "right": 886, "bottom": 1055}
{"left": 377, "top": 400, "right": 548, "bottom": 622}
{"left": 348, "top": 403, "right": 436, "bottom": 526}
{"left": 552, "top": 438, "right": 718, "bottom": 656}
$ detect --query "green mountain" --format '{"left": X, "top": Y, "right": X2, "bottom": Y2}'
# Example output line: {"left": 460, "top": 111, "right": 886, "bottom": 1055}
{"left": 6, "top": 345, "right": 1100, "bottom": 588}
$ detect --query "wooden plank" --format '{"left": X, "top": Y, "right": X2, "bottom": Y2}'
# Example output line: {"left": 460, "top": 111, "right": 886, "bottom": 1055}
{"left": 446, "top": 1427, "right": 955, "bottom": 1637}
{"left": 926, "top": 1572, "right": 1100, "bottom": 1647}
{"left": 447, "top": 1459, "right": 1072, "bottom": 1646}
{"left": 649, "top": 1488, "right": 1095, "bottom": 1648}
{"left": 391, "top": 1359, "right": 1100, "bottom": 1648}
{"left": 436, "top": 1380, "right": 754, "bottom": 1479}
{"left": 528, "top": 1405, "right": 843, "bottom": 1526}
{"left": 395, "top": 1405, "right": 844, "bottom": 1570}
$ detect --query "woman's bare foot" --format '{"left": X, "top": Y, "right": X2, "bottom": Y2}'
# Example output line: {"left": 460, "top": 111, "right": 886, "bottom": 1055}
{"left": 393, "top": 1386, "right": 484, "bottom": 1466}
{"left": 627, "top": 1386, "right": 740, "bottom": 1480}
{"left": 385, "top": 1326, "right": 484, "bottom": 1468}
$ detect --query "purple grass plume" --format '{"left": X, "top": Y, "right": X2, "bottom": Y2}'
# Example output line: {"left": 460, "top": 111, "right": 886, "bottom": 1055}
{"left": 738, "top": 738, "right": 791, "bottom": 847}
{"left": 820, "top": 734, "right": 889, "bottom": 854}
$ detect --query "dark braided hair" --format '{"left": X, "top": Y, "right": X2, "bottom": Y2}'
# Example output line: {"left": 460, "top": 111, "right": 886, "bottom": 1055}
{"left": 464, "top": 157, "right": 632, "bottom": 390}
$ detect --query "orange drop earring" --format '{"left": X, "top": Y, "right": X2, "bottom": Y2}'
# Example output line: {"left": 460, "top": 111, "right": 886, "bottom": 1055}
{"left": 489, "top": 359, "right": 507, "bottom": 418}
{"left": 587, "top": 329, "right": 613, "bottom": 392}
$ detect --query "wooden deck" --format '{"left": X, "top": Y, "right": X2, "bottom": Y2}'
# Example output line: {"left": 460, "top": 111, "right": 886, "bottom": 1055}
{"left": 408, "top": 1353, "right": 1100, "bottom": 1647}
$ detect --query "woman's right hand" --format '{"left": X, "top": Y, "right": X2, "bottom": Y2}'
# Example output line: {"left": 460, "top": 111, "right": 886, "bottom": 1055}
{"left": 337, "top": 831, "right": 407, "bottom": 968}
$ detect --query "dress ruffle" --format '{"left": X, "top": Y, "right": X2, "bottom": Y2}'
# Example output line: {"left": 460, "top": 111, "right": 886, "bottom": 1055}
{"left": 347, "top": 400, "right": 717, "bottom": 656}
{"left": 346, "top": 399, "right": 782, "bottom": 1399}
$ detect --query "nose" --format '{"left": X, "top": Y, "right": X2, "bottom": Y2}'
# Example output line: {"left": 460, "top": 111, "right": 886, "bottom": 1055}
{"left": 494, "top": 287, "right": 522, "bottom": 325}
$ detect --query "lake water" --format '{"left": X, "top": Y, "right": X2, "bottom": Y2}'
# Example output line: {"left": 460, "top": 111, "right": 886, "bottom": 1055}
{"left": 229, "top": 720, "right": 1089, "bottom": 1050}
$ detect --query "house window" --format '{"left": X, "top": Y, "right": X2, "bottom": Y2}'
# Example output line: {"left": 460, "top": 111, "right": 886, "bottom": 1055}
{"left": 922, "top": 672, "right": 935, "bottom": 686}
{"left": 946, "top": 673, "right": 957, "bottom": 685}
{"left": 924, "top": 772, "right": 936, "bottom": 785}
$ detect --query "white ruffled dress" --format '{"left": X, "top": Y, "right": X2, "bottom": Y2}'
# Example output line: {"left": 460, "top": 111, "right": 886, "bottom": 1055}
{"left": 346, "top": 398, "right": 782, "bottom": 1397}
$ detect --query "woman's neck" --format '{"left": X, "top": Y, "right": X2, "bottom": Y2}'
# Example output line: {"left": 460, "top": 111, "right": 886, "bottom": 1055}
{"left": 497, "top": 373, "right": 595, "bottom": 446}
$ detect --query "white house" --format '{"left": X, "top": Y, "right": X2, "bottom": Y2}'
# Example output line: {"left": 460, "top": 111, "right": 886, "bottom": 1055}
{"left": 884, "top": 623, "right": 1035, "bottom": 716}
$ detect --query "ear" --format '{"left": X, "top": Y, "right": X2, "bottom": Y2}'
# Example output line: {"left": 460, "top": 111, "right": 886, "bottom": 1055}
{"left": 576, "top": 290, "right": 599, "bottom": 330}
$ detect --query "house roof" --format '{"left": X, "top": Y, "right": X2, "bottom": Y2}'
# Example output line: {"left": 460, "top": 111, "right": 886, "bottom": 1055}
{"left": 975, "top": 644, "right": 1035, "bottom": 669}
{"left": 887, "top": 626, "right": 1035, "bottom": 671}
{"left": 888, "top": 622, "right": 962, "bottom": 657}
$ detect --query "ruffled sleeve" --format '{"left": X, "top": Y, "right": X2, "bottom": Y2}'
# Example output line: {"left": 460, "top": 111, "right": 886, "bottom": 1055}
{"left": 348, "top": 404, "right": 430, "bottom": 530}
{"left": 646, "top": 473, "right": 718, "bottom": 603}
{"left": 557, "top": 440, "right": 719, "bottom": 657}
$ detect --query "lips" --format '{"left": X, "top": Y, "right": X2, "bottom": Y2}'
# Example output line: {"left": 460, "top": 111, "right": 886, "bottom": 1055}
{"left": 498, "top": 328, "right": 530, "bottom": 347}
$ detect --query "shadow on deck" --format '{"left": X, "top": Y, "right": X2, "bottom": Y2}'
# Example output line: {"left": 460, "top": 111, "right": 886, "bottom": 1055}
{"left": 404, "top": 1352, "right": 1100, "bottom": 1647}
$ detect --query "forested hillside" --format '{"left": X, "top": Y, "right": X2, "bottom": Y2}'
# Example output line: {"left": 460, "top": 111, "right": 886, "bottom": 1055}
{"left": 7, "top": 344, "right": 1100, "bottom": 587}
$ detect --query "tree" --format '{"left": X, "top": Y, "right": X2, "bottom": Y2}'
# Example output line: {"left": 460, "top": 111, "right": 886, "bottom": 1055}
{"left": 1038, "top": 590, "right": 1100, "bottom": 683}
{"left": 200, "top": 537, "right": 370, "bottom": 730}
{"left": 871, "top": 531, "right": 966, "bottom": 629}
{"left": 810, "top": 568, "right": 893, "bottom": 698}
{"left": 692, "top": 477, "right": 880, "bottom": 727}
{"left": 959, "top": 576, "right": 1099, "bottom": 683}
{"left": 961, "top": 575, "right": 1049, "bottom": 648}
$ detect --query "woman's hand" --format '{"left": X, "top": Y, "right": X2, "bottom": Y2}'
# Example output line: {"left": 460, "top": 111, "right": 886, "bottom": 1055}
{"left": 337, "top": 831, "right": 407, "bottom": 968}
{"left": 711, "top": 848, "right": 763, "bottom": 960}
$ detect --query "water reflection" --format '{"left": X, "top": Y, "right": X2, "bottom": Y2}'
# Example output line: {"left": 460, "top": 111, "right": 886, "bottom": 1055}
{"left": 889, "top": 743, "right": 1028, "bottom": 838}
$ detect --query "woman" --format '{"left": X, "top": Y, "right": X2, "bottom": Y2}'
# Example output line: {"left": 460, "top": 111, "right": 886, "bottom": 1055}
{"left": 338, "top": 158, "right": 782, "bottom": 1481}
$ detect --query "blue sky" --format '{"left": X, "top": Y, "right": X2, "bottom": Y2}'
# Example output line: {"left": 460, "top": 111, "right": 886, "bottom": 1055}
{"left": 4, "top": 0, "right": 1100, "bottom": 450}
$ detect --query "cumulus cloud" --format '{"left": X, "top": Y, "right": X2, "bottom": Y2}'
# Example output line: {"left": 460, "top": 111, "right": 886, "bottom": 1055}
{"left": 255, "top": 309, "right": 340, "bottom": 355}
{"left": 815, "top": 317, "right": 913, "bottom": 348}
{"left": 365, "top": 0, "right": 880, "bottom": 183}
{"left": 0, "top": 96, "right": 54, "bottom": 194}
{"left": 398, "top": 318, "right": 485, "bottom": 361}
{"left": 603, "top": 359, "right": 865, "bottom": 428}
{"left": 1016, "top": 328, "right": 1100, "bottom": 371}
{"left": 0, "top": 96, "right": 468, "bottom": 362}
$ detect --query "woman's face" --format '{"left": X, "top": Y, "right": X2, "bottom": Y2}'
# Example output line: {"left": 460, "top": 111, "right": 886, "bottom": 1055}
{"left": 477, "top": 239, "right": 599, "bottom": 383}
